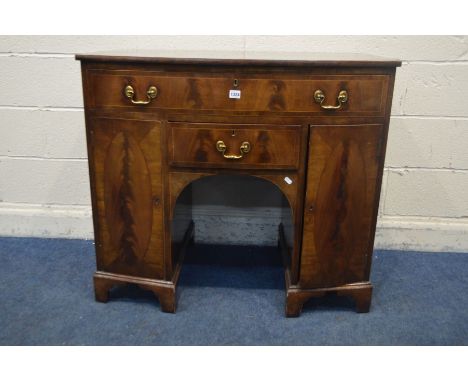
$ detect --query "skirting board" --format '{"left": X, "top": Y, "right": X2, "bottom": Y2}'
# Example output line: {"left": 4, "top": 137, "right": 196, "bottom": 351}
{"left": 1, "top": 203, "right": 468, "bottom": 253}
{"left": 0, "top": 203, "right": 93, "bottom": 239}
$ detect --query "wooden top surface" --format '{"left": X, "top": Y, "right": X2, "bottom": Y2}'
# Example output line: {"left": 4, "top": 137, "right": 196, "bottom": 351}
{"left": 75, "top": 50, "right": 401, "bottom": 67}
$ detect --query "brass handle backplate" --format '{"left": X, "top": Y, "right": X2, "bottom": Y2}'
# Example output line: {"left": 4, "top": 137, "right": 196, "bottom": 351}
{"left": 216, "top": 140, "right": 251, "bottom": 159}
{"left": 314, "top": 89, "right": 348, "bottom": 110}
{"left": 124, "top": 85, "right": 158, "bottom": 105}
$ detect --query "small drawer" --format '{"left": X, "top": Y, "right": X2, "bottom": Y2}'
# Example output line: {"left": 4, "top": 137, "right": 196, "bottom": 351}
{"left": 86, "top": 70, "right": 389, "bottom": 115}
{"left": 168, "top": 122, "right": 303, "bottom": 170}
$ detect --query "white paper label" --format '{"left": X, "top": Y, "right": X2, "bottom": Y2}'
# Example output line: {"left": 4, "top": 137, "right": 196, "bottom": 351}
{"left": 229, "top": 89, "right": 241, "bottom": 99}
{"left": 284, "top": 177, "right": 293, "bottom": 185}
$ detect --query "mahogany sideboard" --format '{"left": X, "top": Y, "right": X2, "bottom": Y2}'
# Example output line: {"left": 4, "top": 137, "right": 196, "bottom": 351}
{"left": 76, "top": 51, "right": 401, "bottom": 317}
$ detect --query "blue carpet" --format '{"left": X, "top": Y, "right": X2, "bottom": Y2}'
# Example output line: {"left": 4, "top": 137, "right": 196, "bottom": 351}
{"left": 0, "top": 237, "right": 466, "bottom": 345}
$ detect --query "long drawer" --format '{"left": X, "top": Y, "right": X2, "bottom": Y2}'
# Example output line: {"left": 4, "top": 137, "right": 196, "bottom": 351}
{"left": 167, "top": 122, "right": 303, "bottom": 170}
{"left": 86, "top": 70, "right": 389, "bottom": 115}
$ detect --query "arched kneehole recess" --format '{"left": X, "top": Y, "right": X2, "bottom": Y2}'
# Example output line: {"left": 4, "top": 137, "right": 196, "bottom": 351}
{"left": 170, "top": 174, "right": 296, "bottom": 287}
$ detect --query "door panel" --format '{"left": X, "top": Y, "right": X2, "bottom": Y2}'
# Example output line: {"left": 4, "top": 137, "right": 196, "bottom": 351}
{"left": 88, "top": 117, "right": 164, "bottom": 279}
{"left": 300, "top": 124, "right": 382, "bottom": 288}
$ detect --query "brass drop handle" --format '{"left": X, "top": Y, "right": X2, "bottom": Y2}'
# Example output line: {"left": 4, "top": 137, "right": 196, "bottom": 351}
{"left": 216, "top": 140, "right": 251, "bottom": 159}
{"left": 314, "top": 89, "right": 348, "bottom": 110}
{"left": 124, "top": 85, "right": 158, "bottom": 105}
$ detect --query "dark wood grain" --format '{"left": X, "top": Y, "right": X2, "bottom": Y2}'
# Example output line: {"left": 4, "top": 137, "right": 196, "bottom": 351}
{"left": 78, "top": 53, "right": 399, "bottom": 316}
{"left": 76, "top": 50, "right": 401, "bottom": 67}
{"left": 300, "top": 124, "right": 382, "bottom": 288}
{"left": 168, "top": 122, "right": 302, "bottom": 170}
{"left": 88, "top": 117, "right": 165, "bottom": 279}
{"left": 87, "top": 70, "right": 388, "bottom": 115}
{"left": 93, "top": 271, "right": 177, "bottom": 313}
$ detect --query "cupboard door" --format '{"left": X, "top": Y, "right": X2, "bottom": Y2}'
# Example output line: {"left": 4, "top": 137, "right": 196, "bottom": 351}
{"left": 88, "top": 117, "right": 165, "bottom": 279}
{"left": 300, "top": 124, "right": 383, "bottom": 288}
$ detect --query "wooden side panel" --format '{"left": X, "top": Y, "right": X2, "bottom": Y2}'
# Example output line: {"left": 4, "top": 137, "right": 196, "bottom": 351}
{"left": 300, "top": 124, "right": 382, "bottom": 288}
{"left": 170, "top": 182, "right": 193, "bottom": 271}
{"left": 89, "top": 117, "right": 165, "bottom": 279}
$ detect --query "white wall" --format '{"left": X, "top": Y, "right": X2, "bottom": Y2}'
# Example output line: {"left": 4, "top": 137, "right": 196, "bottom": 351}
{"left": 1, "top": 35, "right": 467, "bottom": 252}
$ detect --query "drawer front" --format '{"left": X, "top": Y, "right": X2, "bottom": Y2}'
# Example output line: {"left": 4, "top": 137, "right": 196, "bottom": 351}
{"left": 168, "top": 122, "right": 303, "bottom": 170}
{"left": 87, "top": 70, "right": 389, "bottom": 115}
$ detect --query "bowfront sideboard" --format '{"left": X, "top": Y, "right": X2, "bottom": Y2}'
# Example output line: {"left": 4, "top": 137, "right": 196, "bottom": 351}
{"left": 77, "top": 51, "right": 400, "bottom": 317}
